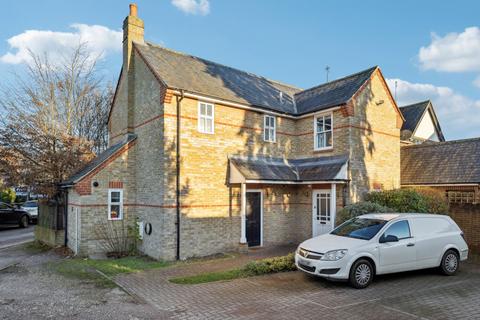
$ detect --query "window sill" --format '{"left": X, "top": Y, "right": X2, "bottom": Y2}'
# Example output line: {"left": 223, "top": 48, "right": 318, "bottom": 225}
{"left": 198, "top": 130, "right": 215, "bottom": 135}
{"left": 313, "top": 147, "right": 333, "bottom": 153}
{"left": 108, "top": 218, "right": 123, "bottom": 221}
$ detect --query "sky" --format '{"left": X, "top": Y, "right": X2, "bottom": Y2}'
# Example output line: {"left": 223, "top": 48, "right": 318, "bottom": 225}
{"left": 1, "top": 0, "right": 479, "bottom": 140}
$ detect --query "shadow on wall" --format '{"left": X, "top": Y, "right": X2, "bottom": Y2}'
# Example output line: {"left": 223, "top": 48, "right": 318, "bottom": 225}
{"left": 346, "top": 82, "right": 375, "bottom": 202}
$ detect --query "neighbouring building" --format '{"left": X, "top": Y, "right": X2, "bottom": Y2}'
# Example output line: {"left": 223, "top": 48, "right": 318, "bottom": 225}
{"left": 60, "top": 4, "right": 479, "bottom": 259}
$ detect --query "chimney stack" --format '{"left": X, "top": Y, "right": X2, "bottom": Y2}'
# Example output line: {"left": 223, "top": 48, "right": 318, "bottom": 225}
{"left": 123, "top": 3, "right": 144, "bottom": 71}
{"left": 129, "top": 3, "right": 138, "bottom": 17}
{"left": 123, "top": 4, "right": 144, "bottom": 133}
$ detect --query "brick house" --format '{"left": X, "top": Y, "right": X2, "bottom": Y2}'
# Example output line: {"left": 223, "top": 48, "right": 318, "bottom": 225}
{"left": 61, "top": 4, "right": 476, "bottom": 259}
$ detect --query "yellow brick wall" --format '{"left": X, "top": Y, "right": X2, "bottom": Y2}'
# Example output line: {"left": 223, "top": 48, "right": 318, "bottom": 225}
{"left": 98, "top": 63, "right": 401, "bottom": 260}
{"left": 109, "top": 72, "right": 129, "bottom": 145}
{"left": 348, "top": 71, "right": 401, "bottom": 201}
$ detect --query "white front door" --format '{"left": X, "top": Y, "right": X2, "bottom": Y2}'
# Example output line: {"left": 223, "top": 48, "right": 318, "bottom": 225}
{"left": 312, "top": 190, "right": 334, "bottom": 237}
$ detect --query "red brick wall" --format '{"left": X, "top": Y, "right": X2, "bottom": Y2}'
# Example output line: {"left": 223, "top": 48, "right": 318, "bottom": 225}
{"left": 449, "top": 204, "right": 480, "bottom": 253}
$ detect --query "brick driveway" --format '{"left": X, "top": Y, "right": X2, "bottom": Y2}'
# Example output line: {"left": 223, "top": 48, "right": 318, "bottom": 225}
{"left": 115, "top": 248, "right": 480, "bottom": 319}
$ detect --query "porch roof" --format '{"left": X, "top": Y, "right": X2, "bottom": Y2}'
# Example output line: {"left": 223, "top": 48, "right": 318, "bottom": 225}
{"left": 229, "top": 154, "right": 349, "bottom": 184}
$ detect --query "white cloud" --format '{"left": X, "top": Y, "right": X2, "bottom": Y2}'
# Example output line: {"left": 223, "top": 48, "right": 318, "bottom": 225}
{"left": 473, "top": 76, "right": 480, "bottom": 89}
{"left": 1, "top": 24, "right": 122, "bottom": 65}
{"left": 418, "top": 27, "right": 480, "bottom": 72}
{"left": 387, "top": 78, "right": 480, "bottom": 139}
{"left": 171, "top": 0, "right": 210, "bottom": 15}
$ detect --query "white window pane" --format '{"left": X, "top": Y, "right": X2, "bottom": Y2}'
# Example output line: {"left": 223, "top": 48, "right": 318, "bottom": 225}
{"left": 270, "top": 128, "right": 275, "bottom": 141}
{"left": 110, "top": 205, "right": 120, "bottom": 219}
{"left": 200, "top": 104, "right": 206, "bottom": 115}
{"left": 206, "top": 105, "right": 212, "bottom": 116}
{"left": 206, "top": 119, "right": 212, "bottom": 133}
{"left": 326, "top": 131, "right": 332, "bottom": 147}
{"left": 325, "top": 115, "right": 332, "bottom": 130}
{"left": 317, "top": 117, "right": 324, "bottom": 132}
{"left": 317, "top": 133, "right": 325, "bottom": 148}
{"left": 265, "top": 128, "right": 269, "bottom": 141}
{"left": 111, "top": 191, "right": 120, "bottom": 203}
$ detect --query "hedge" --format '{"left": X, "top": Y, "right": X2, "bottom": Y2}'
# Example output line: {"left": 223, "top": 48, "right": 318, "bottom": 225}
{"left": 365, "top": 188, "right": 448, "bottom": 214}
{"left": 336, "top": 201, "right": 392, "bottom": 224}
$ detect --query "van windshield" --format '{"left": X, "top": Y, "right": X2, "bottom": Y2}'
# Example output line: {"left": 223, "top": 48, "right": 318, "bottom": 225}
{"left": 331, "top": 218, "right": 388, "bottom": 240}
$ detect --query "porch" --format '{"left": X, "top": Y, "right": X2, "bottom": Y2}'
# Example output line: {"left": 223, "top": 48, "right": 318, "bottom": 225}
{"left": 229, "top": 154, "right": 349, "bottom": 247}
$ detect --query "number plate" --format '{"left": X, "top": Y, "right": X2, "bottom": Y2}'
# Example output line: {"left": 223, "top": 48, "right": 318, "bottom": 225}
{"left": 298, "top": 257, "right": 310, "bottom": 266}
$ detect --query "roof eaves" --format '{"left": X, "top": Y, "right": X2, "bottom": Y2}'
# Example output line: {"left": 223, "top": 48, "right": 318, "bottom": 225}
{"left": 64, "top": 134, "right": 137, "bottom": 185}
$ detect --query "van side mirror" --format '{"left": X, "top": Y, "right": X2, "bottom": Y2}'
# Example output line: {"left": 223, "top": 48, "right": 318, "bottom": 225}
{"left": 379, "top": 234, "right": 399, "bottom": 243}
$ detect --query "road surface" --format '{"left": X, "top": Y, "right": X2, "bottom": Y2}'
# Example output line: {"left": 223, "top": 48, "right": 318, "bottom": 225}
{"left": 0, "top": 225, "right": 34, "bottom": 250}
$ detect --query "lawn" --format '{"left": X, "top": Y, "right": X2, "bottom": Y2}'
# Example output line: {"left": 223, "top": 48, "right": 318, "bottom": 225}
{"left": 51, "top": 256, "right": 170, "bottom": 287}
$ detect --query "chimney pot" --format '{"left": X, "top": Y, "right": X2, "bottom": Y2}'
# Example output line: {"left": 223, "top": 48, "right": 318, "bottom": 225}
{"left": 129, "top": 3, "right": 138, "bottom": 17}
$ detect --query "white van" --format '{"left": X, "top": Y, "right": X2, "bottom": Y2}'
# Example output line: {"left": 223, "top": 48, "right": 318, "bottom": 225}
{"left": 295, "top": 213, "right": 468, "bottom": 288}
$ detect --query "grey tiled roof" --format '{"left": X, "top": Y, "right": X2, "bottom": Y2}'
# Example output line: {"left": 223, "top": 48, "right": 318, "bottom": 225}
{"left": 401, "top": 138, "right": 480, "bottom": 185}
{"left": 230, "top": 154, "right": 349, "bottom": 182}
{"left": 62, "top": 134, "right": 137, "bottom": 185}
{"left": 135, "top": 42, "right": 300, "bottom": 114}
{"left": 294, "top": 67, "right": 377, "bottom": 115}
{"left": 135, "top": 42, "right": 377, "bottom": 116}
{"left": 400, "top": 101, "right": 429, "bottom": 134}
{"left": 399, "top": 101, "right": 445, "bottom": 141}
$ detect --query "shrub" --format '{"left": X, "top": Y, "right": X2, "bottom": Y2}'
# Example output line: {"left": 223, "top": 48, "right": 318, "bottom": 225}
{"left": 336, "top": 201, "right": 392, "bottom": 224}
{"left": 243, "top": 253, "right": 296, "bottom": 275}
{"left": 415, "top": 188, "right": 449, "bottom": 214}
{"left": 365, "top": 188, "right": 448, "bottom": 214}
{"left": 0, "top": 188, "right": 16, "bottom": 203}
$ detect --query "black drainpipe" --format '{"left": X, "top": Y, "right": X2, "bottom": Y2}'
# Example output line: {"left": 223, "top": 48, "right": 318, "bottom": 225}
{"left": 175, "top": 90, "right": 184, "bottom": 260}
{"left": 63, "top": 188, "right": 69, "bottom": 247}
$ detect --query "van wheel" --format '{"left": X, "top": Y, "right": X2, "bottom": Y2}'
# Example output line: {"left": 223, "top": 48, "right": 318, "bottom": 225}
{"left": 349, "top": 259, "right": 373, "bottom": 289}
{"left": 19, "top": 215, "right": 29, "bottom": 228}
{"left": 440, "top": 250, "right": 459, "bottom": 275}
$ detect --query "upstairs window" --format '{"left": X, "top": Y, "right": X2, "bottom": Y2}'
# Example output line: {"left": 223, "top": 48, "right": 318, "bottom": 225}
{"left": 108, "top": 189, "right": 123, "bottom": 220}
{"left": 263, "top": 115, "right": 276, "bottom": 142}
{"left": 314, "top": 113, "right": 333, "bottom": 150}
{"left": 198, "top": 102, "right": 214, "bottom": 134}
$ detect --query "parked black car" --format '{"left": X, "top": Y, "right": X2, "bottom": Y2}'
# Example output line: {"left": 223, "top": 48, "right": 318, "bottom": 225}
{"left": 0, "top": 202, "right": 31, "bottom": 228}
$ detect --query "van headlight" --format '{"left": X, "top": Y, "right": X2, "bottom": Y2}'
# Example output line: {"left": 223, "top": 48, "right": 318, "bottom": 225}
{"left": 321, "top": 249, "right": 348, "bottom": 261}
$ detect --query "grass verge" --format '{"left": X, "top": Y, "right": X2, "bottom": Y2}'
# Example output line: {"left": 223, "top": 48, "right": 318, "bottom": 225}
{"left": 170, "top": 253, "right": 295, "bottom": 285}
{"left": 23, "top": 241, "right": 51, "bottom": 254}
{"left": 50, "top": 256, "right": 170, "bottom": 287}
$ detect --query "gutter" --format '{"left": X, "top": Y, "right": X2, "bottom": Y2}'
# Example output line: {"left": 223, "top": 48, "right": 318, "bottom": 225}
{"left": 175, "top": 90, "right": 184, "bottom": 260}
{"left": 170, "top": 89, "right": 342, "bottom": 120}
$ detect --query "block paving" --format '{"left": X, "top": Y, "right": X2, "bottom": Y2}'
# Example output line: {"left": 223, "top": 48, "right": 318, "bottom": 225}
{"left": 115, "top": 247, "right": 480, "bottom": 319}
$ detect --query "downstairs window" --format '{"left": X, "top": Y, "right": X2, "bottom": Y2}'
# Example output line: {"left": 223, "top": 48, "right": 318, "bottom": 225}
{"left": 108, "top": 189, "right": 123, "bottom": 220}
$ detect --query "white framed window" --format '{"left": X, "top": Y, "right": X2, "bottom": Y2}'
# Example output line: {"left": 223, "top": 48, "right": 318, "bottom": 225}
{"left": 263, "top": 115, "right": 276, "bottom": 142}
{"left": 108, "top": 189, "right": 123, "bottom": 220}
{"left": 198, "top": 102, "right": 214, "bottom": 134}
{"left": 314, "top": 112, "right": 333, "bottom": 150}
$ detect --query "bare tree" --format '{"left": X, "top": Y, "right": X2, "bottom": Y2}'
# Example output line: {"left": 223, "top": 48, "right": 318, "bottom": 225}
{"left": 0, "top": 45, "right": 112, "bottom": 196}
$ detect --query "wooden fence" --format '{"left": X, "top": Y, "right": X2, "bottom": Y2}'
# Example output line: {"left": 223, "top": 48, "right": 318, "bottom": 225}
{"left": 38, "top": 200, "right": 64, "bottom": 230}
{"left": 35, "top": 194, "right": 65, "bottom": 246}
